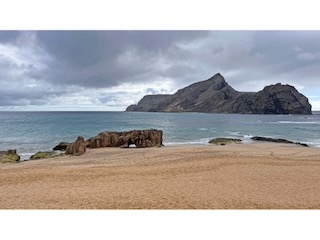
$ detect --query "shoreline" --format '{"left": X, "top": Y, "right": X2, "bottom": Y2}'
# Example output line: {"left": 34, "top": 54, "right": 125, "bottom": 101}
{"left": 16, "top": 139, "right": 320, "bottom": 161}
{"left": 1, "top": 143, "right": 320, "bottom": 209}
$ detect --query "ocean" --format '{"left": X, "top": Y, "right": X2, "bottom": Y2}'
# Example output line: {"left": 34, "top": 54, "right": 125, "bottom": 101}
{"left": 1, "top": 111, "right": 320, "bottom": 160}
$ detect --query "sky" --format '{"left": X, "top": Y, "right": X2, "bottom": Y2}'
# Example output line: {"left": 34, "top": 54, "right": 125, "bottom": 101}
{"left": 0, "top": 30, "right": 320, "bottom": 111}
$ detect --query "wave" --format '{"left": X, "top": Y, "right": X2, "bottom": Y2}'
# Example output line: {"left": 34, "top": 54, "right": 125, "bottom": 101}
{"left": 294, "top": 127, "right": 316, "bottom": 131}
{"left": 197, "top": 128, "right": 216, "bottom": 133}
{"left": 225, "top": 131, "right": 242, "bottom": 136}
{"left": 164, "top": 138, "right": 212, "bottom": 146}
{"left": 272, "top": 121, "right": 320, "bottom": 124}
{"left": 19, "top": 153, "right": 34, "bottom": 161}
{"left": 197, "top": 128, "right": 209, "bottom": 131}
{"left": 302, "top": 141, "right": 320, "bottom": 148}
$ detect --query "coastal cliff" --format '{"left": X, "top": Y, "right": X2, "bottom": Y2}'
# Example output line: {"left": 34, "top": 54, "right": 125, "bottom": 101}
{"left": 126, "top": 73, "right": 312, "bottom": 114}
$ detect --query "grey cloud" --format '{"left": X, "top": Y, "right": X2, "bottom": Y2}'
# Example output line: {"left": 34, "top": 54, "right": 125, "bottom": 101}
{"left": 36, "top": 31, "right": 209, "bottom": 88}
{"left": 0, "top": 89, "right": 55, "bottom": 106}
{"left": 38, "top": 31, "right": 209, "bottom": 66}
{"left": 146, "top": 88, "right": 158, "bottom": 94}
{"left": 248, "top": 31, "right": 320, "bottom": 74}
{"left": 1, "top": 30, "right": 320, "bottom": 110}
{"left": 0, "top": 31, "right": 19, "bottom": 43}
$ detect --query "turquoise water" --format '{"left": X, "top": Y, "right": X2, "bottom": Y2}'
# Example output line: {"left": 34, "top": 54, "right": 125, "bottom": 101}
{"left": 0, "top": 111, "right": 320, "bottom": 159}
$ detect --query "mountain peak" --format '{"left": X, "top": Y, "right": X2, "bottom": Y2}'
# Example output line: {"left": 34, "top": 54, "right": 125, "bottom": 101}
{"left": 208, "top": 72, "right": 223, "bottom": 80}
{"left": 207, "top": 73, "right": 228, "bottom": 90}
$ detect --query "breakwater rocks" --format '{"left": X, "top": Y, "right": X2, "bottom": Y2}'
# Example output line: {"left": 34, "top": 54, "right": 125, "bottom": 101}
{"left": 251, "top": 136, "right": 309, "bottom": 147}
{"left": 65, "top": 129, "right": 163, "bottom": 156}
{"left": 0, "top": 149, "right": 20, "bottom": 163}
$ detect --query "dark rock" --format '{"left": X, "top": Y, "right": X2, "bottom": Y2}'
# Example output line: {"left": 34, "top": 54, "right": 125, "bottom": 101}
{"left": 209, "top": 138, "right": 242, "bottom": 145}
{"left": 65, "top": 136, "right": 87, "bottom": 156}
{"left": 89, "top": 129, "right": 163, "bottom": 148}
{"left": 251, "top": 136, "right": 294, "bottom": 144}
{"left": 233, "top": 83, "right": 312, "bottom": 114}
{"left": 53, "top": 142, "right": 70, "bottom": 151}
{"left": 30, "top": 151, "right": 64, "bottom": 160}
{"left": 296, "top": 143, "right": 309, "bottom": 147}
{"left": 251, "top": 136, "right": 309, "bottom": 147}
{"left": 0, "top": 149, "right": 20, "bottom": 163}
{"left": 126, "top": 73, "right": 312, "bottom": 114}
{"left": 127, "top": 95, "right": 172, "bottom": 112}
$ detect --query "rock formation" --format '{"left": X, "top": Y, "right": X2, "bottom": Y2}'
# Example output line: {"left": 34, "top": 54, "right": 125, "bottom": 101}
{"left": 65, "top": 136, "right": 87, "bottom": 156}
{"left": 64, "top": 130, "right": 163, "bottom": 156}
{"left": 53, "top": 142, "right": 70, "bottom": 151}
{"left": 89, "top": 129, "right": 163, "bottom": 148}
{"left": 209, "top": 138, "right": 242, "bottom": 145}
{"left": 0, "top": 149, "right": 20, "bottom": 163}
{"left": 251, "top": 136, "right": 309, "bottom": 147}
{"left": 30, "top": 151, "right": 64, "bottom": 160}
{"left": 126, "top": 73, "right": 312, "bottom": 114}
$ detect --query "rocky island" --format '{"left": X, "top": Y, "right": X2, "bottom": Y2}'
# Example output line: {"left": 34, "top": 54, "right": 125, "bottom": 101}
{"left": 126, "top": 73, "right": 312, "bottom": 114}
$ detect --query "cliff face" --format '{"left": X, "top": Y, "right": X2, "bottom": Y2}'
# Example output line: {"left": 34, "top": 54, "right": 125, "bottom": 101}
{"left": 126, "top": 95, "right": 172, "bottom": 112}
{"left": 231, "top": 84, "right": 312, "bottom": 114}
{"left": 126, "top": 73, "right": 312, "bottom": 114}
{"left": 163, "top": 73, "right": 241, "bottom": 112}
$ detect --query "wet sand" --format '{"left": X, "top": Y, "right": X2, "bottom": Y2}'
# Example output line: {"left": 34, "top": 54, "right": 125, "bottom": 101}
{"left": 1, "top": 143, "right": 320, "bottom": 209}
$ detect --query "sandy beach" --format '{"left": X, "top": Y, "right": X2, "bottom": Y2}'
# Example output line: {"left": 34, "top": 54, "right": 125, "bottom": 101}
{"left": 1, "top": 143, "right": 320, "bottom": 209}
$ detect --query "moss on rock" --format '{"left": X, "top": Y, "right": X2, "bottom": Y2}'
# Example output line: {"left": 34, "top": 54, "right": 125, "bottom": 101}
{"left": 0, "top": 149, "right": 20, "bottom": 163}
{"left": 30, "top": 151, "right": 63, "bottom": 160}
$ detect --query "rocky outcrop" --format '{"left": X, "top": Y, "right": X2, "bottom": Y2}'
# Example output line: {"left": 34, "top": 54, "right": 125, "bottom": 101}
{"left": 232, "top": 84, "right": 312, "bottom": 114}
{"left": 0, "top": 149, "right": 20, "bottom": 163}
{"left": 64, "top": 130, "right": 163, "bottom": 156}
{"left": 89, "top": 129, "right": 163, "bottom": 148}
{"left": 30, "top": 151, "right": 64, "bottom": 160}
{"left": 209, "top": 138, "right": 242, "bottom": 145}
{"left": 251, "top": 136, "right": 309, "bottom": 147}
{"left": 65, "top": 136, "right": 87, "bottom": 156}
{"left": 126, "top": 73, "right": 312, "bottom": 114}
{"left": 53, "top": 142, "right": 70, "bottom": 151}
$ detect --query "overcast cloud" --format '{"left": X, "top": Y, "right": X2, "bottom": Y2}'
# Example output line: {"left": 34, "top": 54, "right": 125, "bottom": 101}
{"left": 0, "top": 30, "right": 319, "bottom": 111}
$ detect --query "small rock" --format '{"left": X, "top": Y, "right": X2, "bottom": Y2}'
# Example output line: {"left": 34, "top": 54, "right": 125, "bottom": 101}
{"left": 295, "top": 142, "right": 309, "bottom": 147}
{"left": 0, "top": 149, "right": 20, "bottom": 163}
{"left": 209, "top": 138, "right": 242, "bottom": 145}
{"left": 30, "top": 151, "right": 62, "bottom": 160}
{"left": 53, "top": 142, "right": 70, "bottom": 151}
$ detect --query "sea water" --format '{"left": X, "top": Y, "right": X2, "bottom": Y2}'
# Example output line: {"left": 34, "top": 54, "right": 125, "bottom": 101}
{"left": 0, "top": 111, "right": 320, "bottom": 159}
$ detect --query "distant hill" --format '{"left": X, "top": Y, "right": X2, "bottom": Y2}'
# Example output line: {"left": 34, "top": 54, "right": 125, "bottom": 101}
{"left": 126, "top": 73, "right": 312, "bottom": 114}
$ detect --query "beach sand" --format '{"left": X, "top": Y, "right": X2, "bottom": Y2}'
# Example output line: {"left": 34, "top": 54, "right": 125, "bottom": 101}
{"left": 1, "top": 143, "right": 320, "bottom": 209}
